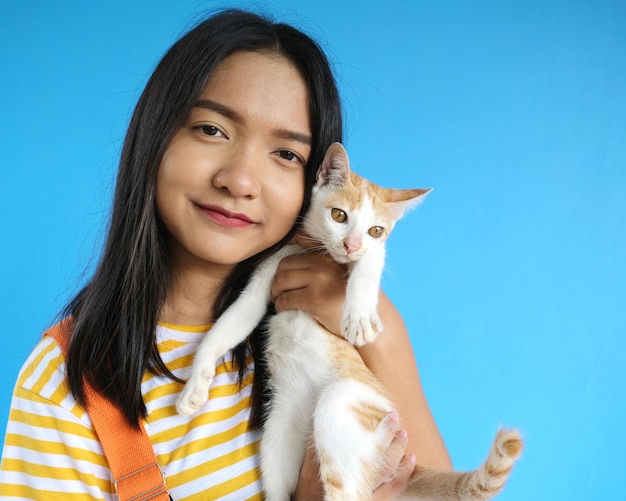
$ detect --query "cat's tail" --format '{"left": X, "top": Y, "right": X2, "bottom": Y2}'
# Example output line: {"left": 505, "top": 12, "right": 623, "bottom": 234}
{"left": 403, "top": 428, "right": 523, "bottom": 501}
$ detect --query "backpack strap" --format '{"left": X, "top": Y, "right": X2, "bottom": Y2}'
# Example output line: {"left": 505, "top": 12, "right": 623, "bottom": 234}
{"left": 46, "top": 319, "right": 173, "bottom": 501}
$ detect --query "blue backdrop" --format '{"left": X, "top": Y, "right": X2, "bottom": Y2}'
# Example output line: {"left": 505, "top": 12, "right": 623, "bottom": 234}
{"left": 1, "top": 1, "right": 624, "bottom": 499}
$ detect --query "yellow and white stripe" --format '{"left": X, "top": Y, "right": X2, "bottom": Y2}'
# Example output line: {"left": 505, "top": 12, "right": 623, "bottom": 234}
{"left": 0, "top": 323, "right": 262, "bottom": 500}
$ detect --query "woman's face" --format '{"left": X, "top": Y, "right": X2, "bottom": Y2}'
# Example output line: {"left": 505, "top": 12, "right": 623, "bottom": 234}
{"left": 156, "top": 51, "right": 311, "bottom": 272}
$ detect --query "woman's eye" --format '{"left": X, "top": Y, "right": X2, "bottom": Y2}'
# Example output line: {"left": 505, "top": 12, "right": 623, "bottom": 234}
{"left": 277, "top": 150, "right": 300, "bottom": 163}
{"left": 199, "top": 125, "right": 223, "bottom": 137}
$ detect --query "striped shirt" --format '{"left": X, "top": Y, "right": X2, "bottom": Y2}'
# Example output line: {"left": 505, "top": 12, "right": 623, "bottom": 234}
{"left": 0, "top": 323, "right": 263, "bottom": 500}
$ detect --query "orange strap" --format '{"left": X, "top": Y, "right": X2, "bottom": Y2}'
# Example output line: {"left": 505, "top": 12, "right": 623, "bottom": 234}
{"left": 46, "top": 319, "right": 172, "bottom": 501}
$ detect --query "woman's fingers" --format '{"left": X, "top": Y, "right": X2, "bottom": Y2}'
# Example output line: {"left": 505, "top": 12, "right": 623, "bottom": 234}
{"left": 271, "top": 246, "right": 347, "bottom": 335}
{"left": 372, "top": 452, "right": 416, "bottom": 499}
{"left": 371, "top": 412, "right": 416, "bottom": 500}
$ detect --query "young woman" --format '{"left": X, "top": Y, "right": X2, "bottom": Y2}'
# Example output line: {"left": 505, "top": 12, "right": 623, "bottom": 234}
{"left": 0, "top": 9, "right": 450, "bottom": 500}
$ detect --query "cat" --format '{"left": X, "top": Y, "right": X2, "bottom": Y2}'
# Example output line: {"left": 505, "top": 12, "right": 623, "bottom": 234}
{"left": 176, "top": 142, "right": 522, "bottom": 500}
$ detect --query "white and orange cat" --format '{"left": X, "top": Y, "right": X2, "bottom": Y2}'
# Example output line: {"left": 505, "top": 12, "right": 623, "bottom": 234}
{"left": 177, "top": 142, "right": 522, "bottom": 500}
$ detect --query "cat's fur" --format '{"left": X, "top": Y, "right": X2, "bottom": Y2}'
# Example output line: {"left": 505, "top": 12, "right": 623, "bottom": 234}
{"left": 177, "top": 143, "right": 522, "bottom": 500}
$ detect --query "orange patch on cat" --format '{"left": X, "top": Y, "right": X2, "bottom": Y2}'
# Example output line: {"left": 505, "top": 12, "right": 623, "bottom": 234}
{"left": 486, "top": 462, "right": 513, "bottom": 478}
{"left": 318, "top": 449, "right": 344, "bottom": 491}
{"left": 351, "top": 401, "right": 388, "bottom": 432}
{"left": 327, "top": 338, "right": 385, "bottom": 391}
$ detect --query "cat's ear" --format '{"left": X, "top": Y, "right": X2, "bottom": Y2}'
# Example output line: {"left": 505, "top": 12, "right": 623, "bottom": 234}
{"left": 315, "top": 142, "right": 351, "bottom": 188}
{"left": 387, "top": 188, "right": 432, "bottom": 220}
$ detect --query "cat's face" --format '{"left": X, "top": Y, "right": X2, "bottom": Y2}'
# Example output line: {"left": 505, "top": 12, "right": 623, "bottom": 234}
{"left": 303, "top": 143, "right": 431, "bottom": 263}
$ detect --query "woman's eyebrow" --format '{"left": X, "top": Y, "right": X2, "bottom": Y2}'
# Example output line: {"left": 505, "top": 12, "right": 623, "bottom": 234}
{"left": 194, "top": 99, "right": 312, "bottom": 146}
{"left": 194, "top": 99, "right": 239, "bottom": 120}
{"left": 274, "top": 129, "right": 312, "bottom": 146}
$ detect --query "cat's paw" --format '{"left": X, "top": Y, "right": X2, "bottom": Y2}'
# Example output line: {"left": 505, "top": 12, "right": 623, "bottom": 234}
{"left": 176, "top": 367, "right": 215, "bottom": 416}
{"left": 341, "top": 310, "right": 383, "bottom": 346}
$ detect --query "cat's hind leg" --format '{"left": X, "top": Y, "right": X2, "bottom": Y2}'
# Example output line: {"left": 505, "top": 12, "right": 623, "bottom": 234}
{"left": 312, "top": 378, "right": 394, "bottom": 501}
{"left": 260, "top": 394, "right": 311, "bottom": 501}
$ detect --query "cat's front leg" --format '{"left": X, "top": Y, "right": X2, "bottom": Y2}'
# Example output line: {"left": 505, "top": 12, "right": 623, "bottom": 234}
{"left": 176, "top": 245, "right": 300, "bottom": 416}
{"left": 176, "top": 343, "right": 220, "bottom": 416}
{"left": 341, "top": 250, "right": 385, "bottom": 346}
{"left": 176, "top": 309, "right": 256, "bottom": 415}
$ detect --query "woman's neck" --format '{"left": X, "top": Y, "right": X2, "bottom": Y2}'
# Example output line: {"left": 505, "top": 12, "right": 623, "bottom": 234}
{"left": 160, "top": 260, "right": 233, "bottom": 327}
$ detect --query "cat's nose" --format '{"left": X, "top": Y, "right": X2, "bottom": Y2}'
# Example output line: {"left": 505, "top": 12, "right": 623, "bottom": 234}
{"left": 343, "top": 237, "right": 361, "bottom": 255}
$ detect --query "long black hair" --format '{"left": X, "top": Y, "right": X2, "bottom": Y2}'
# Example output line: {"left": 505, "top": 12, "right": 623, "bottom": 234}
{"left": 63, "top": 9, "right": 343, "bottom": 428}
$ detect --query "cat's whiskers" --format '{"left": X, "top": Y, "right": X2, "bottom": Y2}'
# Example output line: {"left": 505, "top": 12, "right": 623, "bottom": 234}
{"left": 300, "top": 217, "right": 332, "bottom": 244}
{"left": 381, "top": 263, "right": 399, "bottom": 283}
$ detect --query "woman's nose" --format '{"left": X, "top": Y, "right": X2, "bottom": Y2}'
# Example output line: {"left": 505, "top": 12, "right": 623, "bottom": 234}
{"left": 212, "top": 146, "right": 262, "bottom": 199}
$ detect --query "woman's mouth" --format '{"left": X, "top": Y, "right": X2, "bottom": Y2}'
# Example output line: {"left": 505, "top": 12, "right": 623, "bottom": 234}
{"left": 195, "top": 203, "right": 256, "bottom": 228}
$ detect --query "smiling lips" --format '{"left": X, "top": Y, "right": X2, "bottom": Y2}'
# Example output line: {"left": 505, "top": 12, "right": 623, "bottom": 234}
{"left": 195, "top": 203, "right": 256, "bottom": 228}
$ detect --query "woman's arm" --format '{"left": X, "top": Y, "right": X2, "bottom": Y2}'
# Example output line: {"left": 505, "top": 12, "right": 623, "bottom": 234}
{"left": 359, "top": 291, "right": 452, "bottom": 469}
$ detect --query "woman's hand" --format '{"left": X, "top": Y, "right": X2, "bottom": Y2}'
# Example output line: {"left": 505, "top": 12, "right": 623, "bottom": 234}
{"left": 292, "top": 413, "right": 416, "bottom": 500}
{"left": 292, "top": 442, "right": 323, "bottom": 500}
{"left": 371, "top": 412, "right": 417, "bottom": 499}
{"left": 270, "top": 232, "right": 347, "bottom": 335}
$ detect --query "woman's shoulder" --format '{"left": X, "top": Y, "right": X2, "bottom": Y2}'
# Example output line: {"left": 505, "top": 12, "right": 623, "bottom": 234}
{"left": 15, "top": 329, "right": 83, "bottom": 416}
{"left": 7, "top": 329, "right": 95, "bottom": 453}
{"left": 18, "top": 332, "right": 64, "bottom": 389}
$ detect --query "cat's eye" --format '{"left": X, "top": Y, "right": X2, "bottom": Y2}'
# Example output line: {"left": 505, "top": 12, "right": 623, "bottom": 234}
{"left": 368, "top": 226, "right": 385, "bottom": 238}
{"left": 331, "top": 208, "right": 347, "bottom": 223}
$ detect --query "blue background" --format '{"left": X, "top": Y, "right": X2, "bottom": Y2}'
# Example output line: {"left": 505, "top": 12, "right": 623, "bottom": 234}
{"left": 1, "top": 1, "right": 624, "bottom": 499}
